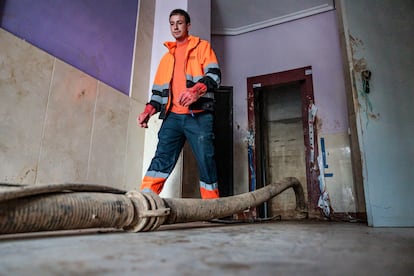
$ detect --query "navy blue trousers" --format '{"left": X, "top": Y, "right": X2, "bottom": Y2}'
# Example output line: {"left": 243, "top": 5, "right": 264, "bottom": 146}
{"left": 145, "top": 112, "right": 218, "bottom": 192}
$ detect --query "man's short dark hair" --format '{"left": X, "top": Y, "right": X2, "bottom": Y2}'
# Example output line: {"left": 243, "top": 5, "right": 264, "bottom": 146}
{"left": 169, "top": 9, "right": 191, "bottom": 24}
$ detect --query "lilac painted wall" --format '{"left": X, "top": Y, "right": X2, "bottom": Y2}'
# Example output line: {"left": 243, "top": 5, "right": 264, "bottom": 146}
{"left": 211, "top": 10, "right": 348, "bottom": 193}
{"left": 1, "top": 0, "right": 138, "bottom": 95}
{"left": 212, "top": 10, "right": 347, "bottom": 135}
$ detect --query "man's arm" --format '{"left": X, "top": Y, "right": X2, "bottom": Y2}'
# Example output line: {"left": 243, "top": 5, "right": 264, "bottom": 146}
{"left": 178, "top": 41, "right": 221, "bottom": 107}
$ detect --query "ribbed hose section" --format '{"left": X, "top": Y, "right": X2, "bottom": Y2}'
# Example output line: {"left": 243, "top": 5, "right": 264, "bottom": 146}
{"left": 0, "top": 178, "right": 306, "bottom": 234}
{"left": 0, "top": 192, "right": 135, "bottom": 235}
{"left": 163, "top": 177, "right": 307, "bottom": 224}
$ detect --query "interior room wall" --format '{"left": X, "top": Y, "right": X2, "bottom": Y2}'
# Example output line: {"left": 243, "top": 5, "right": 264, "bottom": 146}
{"left": 212, "top": 10, "right": 359, "bottom": 213}
{"left": 337, "top": 0, "right": 414, "bottom": 226}
{"left": 0, "top": 28, "right": 144, "bottom": 191}
{"left": 1, "top": 0, "right": 138, "bottom": 95}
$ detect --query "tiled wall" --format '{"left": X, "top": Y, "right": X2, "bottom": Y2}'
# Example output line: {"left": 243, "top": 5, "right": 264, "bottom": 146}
{"left": 1, "top": 0, "right": 138, "bottom": 95}
{"left": 0, "top": 28, "right": 145, "bottom": 191}
{"left": 319, "top": 133, "right": 360, "bottom": 213}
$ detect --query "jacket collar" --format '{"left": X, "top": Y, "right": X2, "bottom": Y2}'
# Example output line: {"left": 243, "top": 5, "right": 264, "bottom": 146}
{"left": 164, "top": 35, "right": 200, "bottom": 53}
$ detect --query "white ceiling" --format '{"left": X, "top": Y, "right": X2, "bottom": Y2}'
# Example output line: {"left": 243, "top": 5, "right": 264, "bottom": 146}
{"left": 211, "top": 0, "right": 335, "bottom": 35}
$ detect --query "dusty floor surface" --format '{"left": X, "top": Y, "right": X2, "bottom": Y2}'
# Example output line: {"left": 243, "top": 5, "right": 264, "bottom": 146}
{"left": 0, "top": 221, "right": 413, "bottom": 276}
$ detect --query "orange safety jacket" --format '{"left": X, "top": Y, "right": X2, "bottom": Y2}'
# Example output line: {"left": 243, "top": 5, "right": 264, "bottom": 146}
{"left": 148, "top": 35, "right": 221, "bottom": 119}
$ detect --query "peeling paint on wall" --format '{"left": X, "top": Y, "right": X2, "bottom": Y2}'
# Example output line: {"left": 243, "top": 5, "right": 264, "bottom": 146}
{"left": 349, "top": 34, "right": 380, "bottom": 127}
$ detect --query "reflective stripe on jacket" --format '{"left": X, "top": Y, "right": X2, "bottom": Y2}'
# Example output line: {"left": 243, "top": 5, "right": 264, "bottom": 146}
{"left": 149, "top": 35, "right": 221, "bottom": 119}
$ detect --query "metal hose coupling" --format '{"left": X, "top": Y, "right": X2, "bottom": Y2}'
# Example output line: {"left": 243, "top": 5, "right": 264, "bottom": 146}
{"left": 123, "top": 191, "right": 170, "bottom": 232}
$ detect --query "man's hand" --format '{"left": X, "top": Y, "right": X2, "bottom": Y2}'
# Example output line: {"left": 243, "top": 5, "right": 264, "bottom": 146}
{"left": 137, "top": 104, "right": 156, "bottom": 128}
{"left": 178, "top": 83, "right": 207, "bottom": 107}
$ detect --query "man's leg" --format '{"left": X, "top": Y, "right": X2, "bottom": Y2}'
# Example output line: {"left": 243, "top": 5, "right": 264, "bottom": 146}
{"left": 184, "top": 112, "right": 219, "bottom": 199}
{"left": 140, "top": 113, "right": 186, "bottom": 194}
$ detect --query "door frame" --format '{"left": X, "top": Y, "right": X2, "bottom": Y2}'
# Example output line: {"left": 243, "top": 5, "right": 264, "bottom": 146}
{"left": 247, "top": 66, "right": 319, "bottom": 210}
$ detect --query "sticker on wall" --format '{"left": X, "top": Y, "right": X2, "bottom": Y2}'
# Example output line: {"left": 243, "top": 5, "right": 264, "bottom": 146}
{"left": 308, "top": 102, "right": 318, "bottom": 165}
{"left": 317, "top": 154, "right": 331, "bottom": 217}
{"left": 317, "top": 137, "right": 334, "bottom": 217}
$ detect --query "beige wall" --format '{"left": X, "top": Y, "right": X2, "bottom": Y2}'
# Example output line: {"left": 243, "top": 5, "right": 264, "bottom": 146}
{"left": 0, "top": 28, "right": 145, "bottom": 191}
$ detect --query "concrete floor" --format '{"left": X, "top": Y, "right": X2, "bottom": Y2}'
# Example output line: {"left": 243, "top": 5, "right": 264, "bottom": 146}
{"left": 0, "top": 221, "right": 413, "bottom": 276}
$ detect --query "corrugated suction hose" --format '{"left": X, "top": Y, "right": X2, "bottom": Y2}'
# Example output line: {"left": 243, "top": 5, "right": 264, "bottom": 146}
{"left": 0, "top": 177, "right": 306, "bottom": 235}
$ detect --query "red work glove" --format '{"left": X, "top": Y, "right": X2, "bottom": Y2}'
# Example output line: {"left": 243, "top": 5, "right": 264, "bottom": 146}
{"left": 178, "top": 83, "right": 207, "bottom": 107}
{"left": 137, "top": 104, "right": 156, "bottom": 128}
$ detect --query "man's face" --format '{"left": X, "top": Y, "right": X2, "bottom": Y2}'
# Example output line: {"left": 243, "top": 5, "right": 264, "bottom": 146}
{"left": 169, "top": 14, "right": 190, "bottom": 41}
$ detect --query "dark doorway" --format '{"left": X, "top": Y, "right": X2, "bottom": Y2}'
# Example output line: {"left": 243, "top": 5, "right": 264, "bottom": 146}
{"left": 247, "top": 66, "right": 318, "bottom": 218}
{"left": 182, "top": 86, "right": 233, "bottom": 198}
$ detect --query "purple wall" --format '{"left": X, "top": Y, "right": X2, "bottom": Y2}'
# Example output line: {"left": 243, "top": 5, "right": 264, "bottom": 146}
{"left": 1, "top": 0, "right": 138, "bottom": 95}
{"left": 212, "top": 10, "right": 348, "bottom": 134}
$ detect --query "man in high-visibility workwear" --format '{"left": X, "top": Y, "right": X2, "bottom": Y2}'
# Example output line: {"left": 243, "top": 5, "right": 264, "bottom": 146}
{"left": 137, "top": 8, "right": 222, "bottom": 199}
